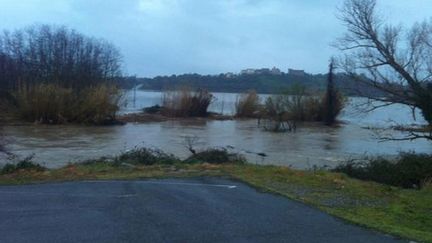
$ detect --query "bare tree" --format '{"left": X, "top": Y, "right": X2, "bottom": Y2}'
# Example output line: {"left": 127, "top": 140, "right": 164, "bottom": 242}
{"left": 183, "top": 135, "right": 200, "bottom": 155}
{"left": 0, "top": 25, "right": 122, "bottom": 91}
{"left": 336, "top": 0, "right": 432, "bottom": 140}
{"left": 261, "top": 93, "right": 299, "bottom": 132}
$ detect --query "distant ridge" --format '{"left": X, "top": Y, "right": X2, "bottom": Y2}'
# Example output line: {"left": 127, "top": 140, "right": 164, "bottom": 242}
{"left": 120, "top": 71, "right": 382, "bottom": 96}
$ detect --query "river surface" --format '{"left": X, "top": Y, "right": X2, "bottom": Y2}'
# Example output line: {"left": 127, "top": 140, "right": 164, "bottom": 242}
{"left": 1, "top": 90, "right": 431, "bottom": 169}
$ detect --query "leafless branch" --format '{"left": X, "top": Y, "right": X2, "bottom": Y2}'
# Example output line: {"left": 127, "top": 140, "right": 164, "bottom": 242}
{"left": 336, "top": 0, "right": 432, "bottom": 140}
{"left": 183, "top": 135, "right": 200, "bottom": 155}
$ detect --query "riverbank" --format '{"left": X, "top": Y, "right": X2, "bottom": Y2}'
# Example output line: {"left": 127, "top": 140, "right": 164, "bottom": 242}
{"left": 118, "top": 111, "right": 234, "bottom": 123}
{"left": 0, "top": 158, "right": 430, "bottom": 242}
{"left": 0, "top": 105, "right": 236, "bottom": 125}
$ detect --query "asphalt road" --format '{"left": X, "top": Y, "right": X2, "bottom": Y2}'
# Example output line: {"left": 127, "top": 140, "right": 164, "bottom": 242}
{"left": 0, "top": 178, "right": 403, "bottom": 243}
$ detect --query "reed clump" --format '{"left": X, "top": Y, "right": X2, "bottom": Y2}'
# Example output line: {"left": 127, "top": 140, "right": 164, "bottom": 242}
{"left": 235, "top": 90, "right": 261, "bottom": 118}
{"left": 161, "top": 87, "right": 214, "bottom": 117}
{"left": 11, "top": 83, "right": 122, "bottom": 125}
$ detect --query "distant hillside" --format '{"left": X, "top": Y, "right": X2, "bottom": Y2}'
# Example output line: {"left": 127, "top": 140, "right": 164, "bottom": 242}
{"left": 121, "top": 72, "right": 382, "bottom": 96}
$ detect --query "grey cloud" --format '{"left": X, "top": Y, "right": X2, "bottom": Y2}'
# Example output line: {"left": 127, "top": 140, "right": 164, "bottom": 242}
{"left": 0, "top": 0, "right": 431, "bottom": 77}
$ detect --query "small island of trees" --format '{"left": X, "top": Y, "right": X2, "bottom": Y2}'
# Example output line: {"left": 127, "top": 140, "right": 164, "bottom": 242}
{"left": 0, "top": 25, "right": 123, "bottom": 125}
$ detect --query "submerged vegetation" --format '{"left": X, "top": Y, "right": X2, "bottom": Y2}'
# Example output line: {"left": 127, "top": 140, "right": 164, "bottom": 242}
{"left": 10, "top": 84, "right": 122, "bottom": 125}
{"left": 231, "top": 63, "right": 346, "bottom": 131}
{"left": 0, "top": 25, "right": 123, "bottom": 125}
{"left": 235, "top": 90, "right": 261, "bottom": 118}
{"left": 161, "top": 87, "right": 214, "bottom": 117}
{"left": 260, "top": 83, "right": 345, "bottom": 132}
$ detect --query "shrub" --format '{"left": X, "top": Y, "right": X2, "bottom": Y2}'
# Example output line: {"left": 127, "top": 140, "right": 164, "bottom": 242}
{"left": 261, "top": 95, "right": 297, "bottom": 132}
{"left": 261, "top": 85, "right": 322, "bottom": 131}
{"left": 333, "top": 153, "right": 432, "bottom": 189}
{"left": 75, "top": 85, "right": 123, "bottom": 125}
{"left": 235, "top": 90, "right": 261, "bottom": 118}
{"left": 260, "top": 84, "right": 346, "bottom": 131}
{"left": 1, "top": 155, "right": 46, "bottom": 174}
{"left": 161, "top": 87, "right": 214, "bottom": 117}
{"left": 12, "top": 84, "right": 122, "bottom": 125}
{"left": 184, "top": 148, "right": 246, "bottom": 164}
{"left": 14, "top": 84, "right": 74, "bottom": 124}
{"left": 115, "top": 147, "right": 180, "bottom": 165}
{"left": 282, "top": 94, "right": 323, "bottom": 122}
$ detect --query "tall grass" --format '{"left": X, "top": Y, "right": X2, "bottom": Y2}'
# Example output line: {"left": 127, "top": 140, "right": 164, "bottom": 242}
{"left": 161, "top": 87, "right": 214, "bottom": 117}
{"left": 75, "top": 85, "right": 123, "bottom": 124}
{"left": 12, "top": 83, "right": 122, "bottom": 125}
{"left": 14, "top": 84, "right": 74, "bottom": 124}
{"left": 235, "top": 90, "right": 261, "bottom": 118}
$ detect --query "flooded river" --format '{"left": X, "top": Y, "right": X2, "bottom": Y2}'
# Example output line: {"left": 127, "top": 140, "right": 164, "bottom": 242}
{"left": 2, "top": 90, "right": 431, "bottom": 169}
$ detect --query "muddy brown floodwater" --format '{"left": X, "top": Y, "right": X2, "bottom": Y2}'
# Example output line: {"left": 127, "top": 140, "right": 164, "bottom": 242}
{"left": 1, "top": 91, "right": 431, "bottom": 169}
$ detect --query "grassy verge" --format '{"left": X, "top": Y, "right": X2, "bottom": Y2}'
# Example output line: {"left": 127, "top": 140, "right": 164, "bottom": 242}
{"left": 0, "top": 161, "right": 430, "bottom": 242}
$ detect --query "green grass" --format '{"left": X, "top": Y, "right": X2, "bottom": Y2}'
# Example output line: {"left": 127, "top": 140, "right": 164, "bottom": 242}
{"left": 0, "top": 162, "right": 430, "bottom": 242}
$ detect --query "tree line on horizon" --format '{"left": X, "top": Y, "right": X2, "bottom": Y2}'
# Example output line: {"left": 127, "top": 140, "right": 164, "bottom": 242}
{"left": 124, "top": 71, "right": 382, "bottom": 96}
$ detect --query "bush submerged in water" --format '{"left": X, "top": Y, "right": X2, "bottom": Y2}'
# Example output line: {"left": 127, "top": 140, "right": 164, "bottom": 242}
{"left": 0, "top": 25, "right": 123, "bottom": 125}
{"left": 260, "top": 84, "right": 346, "bottom": 132}
{"left": 161, "top": 87, "right": 214, "bottom": 117}
{"left": 333, "top": 153, "right": 432, "bottom": 189}
{"left": 11, "top": 84, "right": 122, "bottom": 125}
{"left": 235, "top": 90, "right": 261, "bottom": 118}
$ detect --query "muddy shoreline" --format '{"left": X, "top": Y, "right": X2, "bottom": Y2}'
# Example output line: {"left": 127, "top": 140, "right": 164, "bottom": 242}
{"left": 118, "top": 112, "right": 235, "bottom": 123}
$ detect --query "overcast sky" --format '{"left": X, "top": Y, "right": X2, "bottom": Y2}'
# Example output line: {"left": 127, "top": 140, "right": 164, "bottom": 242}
{"left": 0, "top": 0, "right": 431, "bottom": 77}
